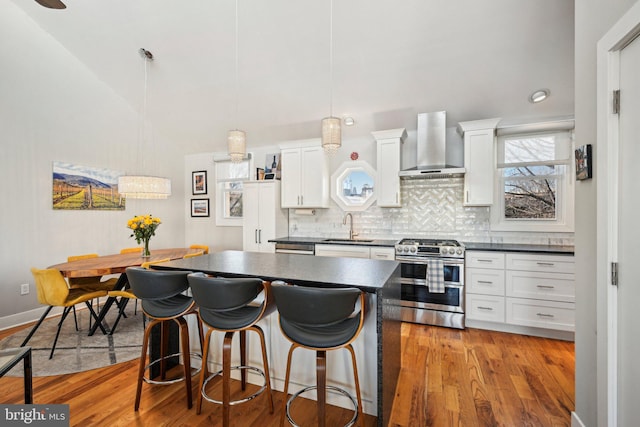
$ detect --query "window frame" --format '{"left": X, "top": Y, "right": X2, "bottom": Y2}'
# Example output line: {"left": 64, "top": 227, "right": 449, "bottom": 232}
{"left": 490, "top": 130, "right": 575, "bottom": 232}
{"left": 214, "top": 155, "right": 252, "bottom": 227}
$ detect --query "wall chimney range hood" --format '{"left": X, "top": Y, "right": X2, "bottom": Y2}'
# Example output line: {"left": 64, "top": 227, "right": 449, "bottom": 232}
{"left": 399, "top": 111, "right": 465, "bottom": 179}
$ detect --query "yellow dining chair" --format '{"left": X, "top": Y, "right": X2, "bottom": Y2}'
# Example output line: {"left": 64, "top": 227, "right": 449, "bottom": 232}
{"left": 23, "top": 268, "right": 109, "bottom": 359}
{"left": 189, "top": 244, "right": 209, "bottom": 254}
{"left": 107, "top": 258, "right": 171, "bottom": 334}
{"left": 183, "top": 251, "right": 204, "bottom": 259}
{"left": 120, "top": 247, "right": 143, "bottom": 254}
{"left": 66, "top": 254, "right": 118, "bottom": 292}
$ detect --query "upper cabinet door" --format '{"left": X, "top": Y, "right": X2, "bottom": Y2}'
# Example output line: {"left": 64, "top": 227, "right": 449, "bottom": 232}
{"left": 280, "top": 148, "right": 302, "bottom": 208}
{"left": 373, "top": 128, "right": 406, "bottom": 208}
{"left": 280, "top": 146, "right": 329, "bottom": 208}
{"left": 458, "top": 118, "right": 501, "bottom": 207}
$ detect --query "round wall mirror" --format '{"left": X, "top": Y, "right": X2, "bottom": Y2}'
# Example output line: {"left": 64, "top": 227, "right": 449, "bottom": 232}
{"left": 331, "top": 160, "right": 377, "bottom": 211}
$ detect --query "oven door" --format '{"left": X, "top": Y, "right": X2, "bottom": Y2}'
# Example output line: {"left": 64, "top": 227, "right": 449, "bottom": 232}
{"left": 396, "top": 256, "right": 465, "bottom": 313}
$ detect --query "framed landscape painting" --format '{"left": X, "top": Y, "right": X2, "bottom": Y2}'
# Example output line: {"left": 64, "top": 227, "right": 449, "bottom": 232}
{"left": 52, "top": 161, "right": 125, "bottom": 210}
{"left": 191, "top": 199, "right": 210, "bottom": 217}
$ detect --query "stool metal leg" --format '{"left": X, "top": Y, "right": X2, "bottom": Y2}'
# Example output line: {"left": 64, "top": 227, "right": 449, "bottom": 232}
{"left": 346, "top": 344, "right": 364, "bottom": 426}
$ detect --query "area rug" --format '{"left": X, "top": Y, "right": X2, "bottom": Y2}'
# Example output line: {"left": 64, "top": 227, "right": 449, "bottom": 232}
{"left": 0, "top": 302, "right": 143, "bottom": 377}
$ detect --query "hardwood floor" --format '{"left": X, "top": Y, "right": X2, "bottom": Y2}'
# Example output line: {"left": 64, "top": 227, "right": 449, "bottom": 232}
{"left": 0, "top": 321, "right": 574, "bottom": 426}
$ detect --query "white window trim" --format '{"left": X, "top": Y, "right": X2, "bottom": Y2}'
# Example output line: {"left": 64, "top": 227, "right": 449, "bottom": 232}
{"left": 490, "top": 130, "right": 575, "bottom": 233}
{"left": 214, "top": 153, "right": 253, "bottom": 227}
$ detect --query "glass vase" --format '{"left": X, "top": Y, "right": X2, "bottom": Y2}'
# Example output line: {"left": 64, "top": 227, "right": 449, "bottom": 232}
{"left": 142, "top": 237, "right": 151, "bottom": 258}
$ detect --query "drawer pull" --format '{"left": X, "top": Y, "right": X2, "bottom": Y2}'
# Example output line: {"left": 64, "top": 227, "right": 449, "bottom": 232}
{"left": 537, "top": 262, "right": 555, "bottom": 267}
{"left": 536, "top": 313, "right": 555, "bottom": 318}
{"left": 536, "top": 285, "right": 555, "bottom": 289}
{"left": 477, "top": 259, "right": 494, "bottom": 263}
{"left": 477, "top": 280, "right": 494, "bottom": 284}
{"left": 477, "top": 306, "right": 494, "bottom": 311}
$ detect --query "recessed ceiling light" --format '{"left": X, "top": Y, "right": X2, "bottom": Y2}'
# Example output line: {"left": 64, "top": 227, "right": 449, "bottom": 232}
{"left": 344, "top": 117, "right": 355, "bottom": 126}
{"left": 529, "top": 89, "right": 550, "bottom": 103}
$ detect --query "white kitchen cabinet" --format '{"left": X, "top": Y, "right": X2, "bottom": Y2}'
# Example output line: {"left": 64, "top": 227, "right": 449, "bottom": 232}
{"left": 280, "top": 146, "right": 329, "bottom": 208}
{"left": 242, "top": 181, "right": 288, "bottom": 253}
{"left": 465, "top": 250, "right": 575, "bottom": 339}
{"left": 315, "top": 244, "right": 370, "bottom": 259}
{"left": 466, "top": 251, "right": 506, "bottom": 322}
{"left": 372, "top": 128, "right": 407, "bottom": 207}
{"left": 457, "top": 118, "right": 501, "bottom": 206}
{"left": 370, "top": 246, "right": 396, "bottom": 260}
{"left": 315, "top": 244, "right": 396, "bottom": 260}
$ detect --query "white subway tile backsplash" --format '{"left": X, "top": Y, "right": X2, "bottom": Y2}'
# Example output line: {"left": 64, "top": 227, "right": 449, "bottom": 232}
{"left": 287, "top": 178, "right": 574, "bottom": 246}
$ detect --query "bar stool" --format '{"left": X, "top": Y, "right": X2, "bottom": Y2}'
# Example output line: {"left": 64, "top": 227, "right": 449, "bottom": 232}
{"left": 270, "top": 282, "right": 365, "bottom": 427}
{"left": 187, "top": 273, "right": 275, "bottom": 427}
{"left": 125, "top": 267, "right": 204, "bottom": 411}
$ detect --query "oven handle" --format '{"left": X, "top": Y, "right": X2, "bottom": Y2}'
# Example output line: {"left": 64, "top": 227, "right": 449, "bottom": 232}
{"left": 400, "top": 279, "right": 464, "bottom": 288}
{"left": 395, "top": 256, "right": 464, "bottom": 266}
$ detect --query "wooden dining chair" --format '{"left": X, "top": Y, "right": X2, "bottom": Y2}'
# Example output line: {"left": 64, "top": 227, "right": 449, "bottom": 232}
{"left": 189, "top": 244, "right": 209, "bottom": 254}
{"left": 24, "top": 268, "right": 109, "bottom": 359}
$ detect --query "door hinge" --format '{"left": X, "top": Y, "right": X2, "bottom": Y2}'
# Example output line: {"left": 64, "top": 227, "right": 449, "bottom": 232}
{"left": 611, "top": 262, "right": 619, "bottom": 286}
{"left": 613, "top": 90, "right": 621, "bottom": 114}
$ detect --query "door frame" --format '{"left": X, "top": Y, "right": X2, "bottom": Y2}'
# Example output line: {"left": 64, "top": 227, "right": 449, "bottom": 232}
{"left": 597, "top": 3, "right": 640, "bottom": 426}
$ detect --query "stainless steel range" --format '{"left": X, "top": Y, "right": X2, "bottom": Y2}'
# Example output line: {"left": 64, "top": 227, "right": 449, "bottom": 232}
{"left": 394, "top": 238, "right": 465, "bottom": 329}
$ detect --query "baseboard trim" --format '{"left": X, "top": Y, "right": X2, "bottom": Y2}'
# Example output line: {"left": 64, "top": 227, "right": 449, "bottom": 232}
{"left": 571, "top": 411, "right": 586, "bottom": 427}
{"left": 0, "top": 306, "right": 65, "bottom": 331}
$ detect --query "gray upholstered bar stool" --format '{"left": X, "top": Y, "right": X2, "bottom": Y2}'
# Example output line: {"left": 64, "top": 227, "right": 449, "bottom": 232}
{"left": 270, "top": 282, "right": 365, "bottom": 427}
{"left": 125, "top": 267, "right": 204, "bottom": 411}
{"left": 187, "top": 273, "right": 275, "bottom": 427}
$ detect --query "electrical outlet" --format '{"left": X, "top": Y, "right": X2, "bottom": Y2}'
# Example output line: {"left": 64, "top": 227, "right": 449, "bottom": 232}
{"left": 20, "top": 283, "right": 29, "bottom": 295}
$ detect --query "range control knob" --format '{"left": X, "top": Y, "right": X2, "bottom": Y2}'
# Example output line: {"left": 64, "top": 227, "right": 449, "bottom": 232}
{"left": 456, "top": 248, "right": 463, "bottom": 255}
{"left": 410, "top": 246, "right": 417, "bottom": 253}
{"left": 403, "top": 246, "right": 409, "bottom": 253}
{"left": 449, "top": 248, "right": 455, "bottom": 255}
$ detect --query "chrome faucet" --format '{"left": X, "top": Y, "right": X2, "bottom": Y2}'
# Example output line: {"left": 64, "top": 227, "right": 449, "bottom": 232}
{"left": 343, "top": 213, "right": 359, "bottom": 240}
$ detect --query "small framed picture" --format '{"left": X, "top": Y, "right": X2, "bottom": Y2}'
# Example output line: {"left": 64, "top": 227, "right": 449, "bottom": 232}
{"left": 256, "top": 168, "right": 265, "bottom": 180}
{"left": 191, "top": 199, "right": 210, "bottom": 217}
{"left": 575, "top": 144, "right": 593, "bottom": 180}
{"left": 192, "top": 171, "right": 207, "bottom": 195}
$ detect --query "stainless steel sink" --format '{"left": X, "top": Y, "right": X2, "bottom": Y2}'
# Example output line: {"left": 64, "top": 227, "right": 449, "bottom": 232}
{"left": 322, "top": 238, "right": 374, "bottom": 243}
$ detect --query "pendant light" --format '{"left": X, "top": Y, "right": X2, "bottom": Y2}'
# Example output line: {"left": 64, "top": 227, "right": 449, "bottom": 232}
{"left": 117, "top": 49, "right": 172, "bottom": 199}
{"left": 228, "top": 0, "right": 246, "bottom": 163}
{"left": 321, "top": 0, "right": 341, "bottom": 154}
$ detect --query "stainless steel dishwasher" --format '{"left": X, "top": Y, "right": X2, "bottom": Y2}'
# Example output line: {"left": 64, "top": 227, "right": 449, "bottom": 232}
{"left": 274, "top": 242, "right": 315, "bottom": 255}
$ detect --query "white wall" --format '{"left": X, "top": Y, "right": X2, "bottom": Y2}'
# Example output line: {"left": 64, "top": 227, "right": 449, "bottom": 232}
{"left": 574, "top": 1, "right": 637, "bottom": 426}
{"left": 0, "top": 2, "right": 185, "bottom": 325}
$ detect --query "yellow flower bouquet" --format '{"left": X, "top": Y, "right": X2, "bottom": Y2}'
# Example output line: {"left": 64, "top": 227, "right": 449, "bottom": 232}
{"left": 127, "top": 214, "right": 161, "bottom": 257}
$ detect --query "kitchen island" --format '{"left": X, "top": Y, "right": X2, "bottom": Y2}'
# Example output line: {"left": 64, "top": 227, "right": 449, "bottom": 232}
{"left": 154, "top": 250, "right": 401, "bottom": 427}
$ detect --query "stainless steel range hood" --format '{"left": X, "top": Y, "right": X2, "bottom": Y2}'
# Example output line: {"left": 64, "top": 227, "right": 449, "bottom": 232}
{"left": 399, "top": 111, "right": 465, "bottom": 179}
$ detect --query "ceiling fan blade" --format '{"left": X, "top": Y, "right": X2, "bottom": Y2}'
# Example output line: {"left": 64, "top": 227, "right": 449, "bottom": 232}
{"left": 34, "top": 0, "right": 66, "bottom": 9}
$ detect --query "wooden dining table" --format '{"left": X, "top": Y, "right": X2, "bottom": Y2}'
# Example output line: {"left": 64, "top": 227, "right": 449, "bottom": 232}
{"left": 48, "top": 248, "right": 202, "bottom": 336}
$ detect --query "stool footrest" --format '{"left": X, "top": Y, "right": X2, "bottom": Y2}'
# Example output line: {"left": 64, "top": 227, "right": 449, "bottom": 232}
{"left": 143, "top": 352, "right": 201, "bottom": 385}
{"left": 202, "top": 365, "right": 268, "bottom": 406}
{"left": 286, "top": 385, "right": 359, "bottom": 427}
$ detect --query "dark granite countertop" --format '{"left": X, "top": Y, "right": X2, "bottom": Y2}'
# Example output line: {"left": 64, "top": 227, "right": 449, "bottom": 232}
{"left": 154, "top": 250, "right": 400, "bottom": 292}
{"left": 268, "top": 236, "right": 399, "bottom": 247}
{"left": 463, "top": 242, "right": 574, "bottom": 255}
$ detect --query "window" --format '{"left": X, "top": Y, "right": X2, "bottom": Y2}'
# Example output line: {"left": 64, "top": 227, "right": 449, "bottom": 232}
{"left": 491, "top": 130, "right": 574, "bottom": 232}
{"left": 215, "top": 158, "right": 250, "bottom": 226}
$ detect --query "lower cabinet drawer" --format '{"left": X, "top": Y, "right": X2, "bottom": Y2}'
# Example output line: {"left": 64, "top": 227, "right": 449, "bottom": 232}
{"left": 506, "top": 271, "right": 575, "bottom": 302}
{"left": 467, "top": 268, "right": 505, "bottom": 296}
{"left": 506, "top": 298, "right": 575, "bottom": 331}
{"left": 466, "top": 294, "right": 505, "bottom": 322}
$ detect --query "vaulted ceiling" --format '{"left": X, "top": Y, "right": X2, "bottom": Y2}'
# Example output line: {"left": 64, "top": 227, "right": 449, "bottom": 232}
{"left": 12, "top": 0, "right": 575, "bottom": 153}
